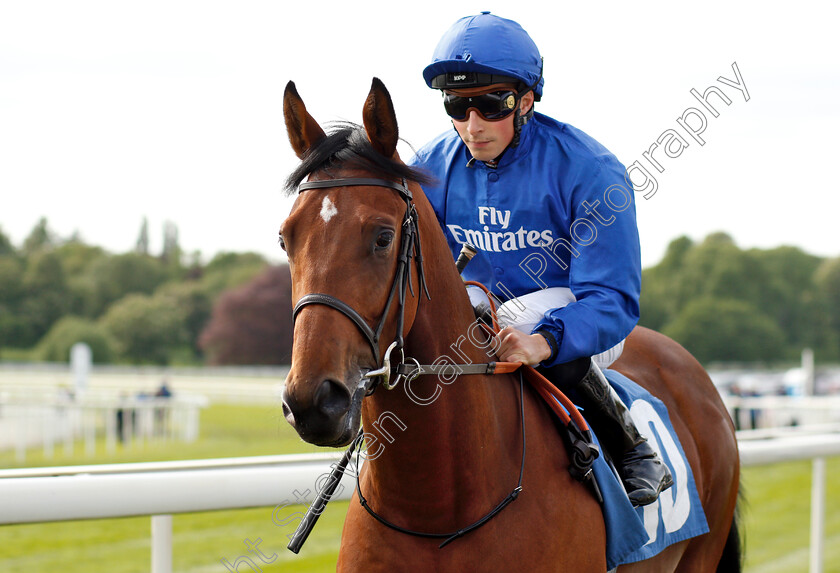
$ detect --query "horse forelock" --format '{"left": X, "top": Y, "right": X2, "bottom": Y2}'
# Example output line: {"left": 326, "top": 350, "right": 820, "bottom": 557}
{"left": 283, "top": 122, "right": 435, "bottom": 195}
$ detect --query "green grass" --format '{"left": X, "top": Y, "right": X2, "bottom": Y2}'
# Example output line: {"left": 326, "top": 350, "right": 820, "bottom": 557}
{"left": 0, "top": 404, "right": 837, "bottom": 572}
{"left": 0, "top": 503, "right": 348, "bottom": 572}
{"left": 742, "top": 458, "right": 840, "bottom": 572}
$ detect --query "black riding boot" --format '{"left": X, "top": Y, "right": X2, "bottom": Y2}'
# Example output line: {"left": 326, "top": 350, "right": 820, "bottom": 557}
{"left": 575, "top": 360, "right": 673, "bottom": 506}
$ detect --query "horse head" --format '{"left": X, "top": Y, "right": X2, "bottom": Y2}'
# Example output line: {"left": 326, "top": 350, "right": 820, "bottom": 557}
{"left": 280, "top": 79, "right": 431, "bottom": 447}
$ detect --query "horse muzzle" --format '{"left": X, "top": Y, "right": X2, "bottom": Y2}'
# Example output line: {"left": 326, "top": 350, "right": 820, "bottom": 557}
{"left": 282, "top": 371, "right": 370, "bottom": 447}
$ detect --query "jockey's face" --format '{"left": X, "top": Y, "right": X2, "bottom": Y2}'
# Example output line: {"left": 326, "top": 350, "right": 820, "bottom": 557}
{"left": 447, "top": 83, "right": 534, "bottom": 162}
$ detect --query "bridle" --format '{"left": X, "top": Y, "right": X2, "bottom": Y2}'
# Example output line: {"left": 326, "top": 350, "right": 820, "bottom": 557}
{"left": 292, "top": 176, "right": 429, "bottom": 392}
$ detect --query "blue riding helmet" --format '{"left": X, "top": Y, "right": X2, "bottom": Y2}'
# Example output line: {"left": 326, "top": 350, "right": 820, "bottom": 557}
{"left": 423, "top": 12, "right": 544, "bottom": 101}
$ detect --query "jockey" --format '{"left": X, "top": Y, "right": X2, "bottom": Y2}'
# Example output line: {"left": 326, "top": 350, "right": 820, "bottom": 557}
{"left": 410, "top": 12, "right": 672, "bottom": 506}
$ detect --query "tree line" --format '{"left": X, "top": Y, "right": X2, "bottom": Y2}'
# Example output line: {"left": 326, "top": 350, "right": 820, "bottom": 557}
{"left": 0, "top": 218, "right": 291, "bottom": 365}
{"left": 1, "top": 219, "right": 838, "bottom": 366}
{"left": 639, "top": 232, "right": 840, "bottom": 364}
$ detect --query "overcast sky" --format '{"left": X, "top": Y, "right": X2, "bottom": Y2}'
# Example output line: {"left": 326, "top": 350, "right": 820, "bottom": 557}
{"left": 1, "top": 1, "right": 838, "bottom": 267}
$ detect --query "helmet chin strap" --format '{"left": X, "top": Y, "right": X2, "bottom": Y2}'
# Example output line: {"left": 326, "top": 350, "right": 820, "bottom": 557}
{"left": 486, "top": 102, "right": 534, "bottom": 166}
{"left": 510, "top": 102, "right": 535, "bottom": 149}
{"left": 508, "top": 58, "right": 543, "bottom": 151}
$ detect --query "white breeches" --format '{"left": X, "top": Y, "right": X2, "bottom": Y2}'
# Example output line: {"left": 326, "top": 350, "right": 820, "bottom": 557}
{"left": 467, "top": 286, "right": 625, "bottom": 368}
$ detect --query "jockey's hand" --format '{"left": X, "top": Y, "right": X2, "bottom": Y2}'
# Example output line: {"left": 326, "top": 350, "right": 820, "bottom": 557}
{"left": 496, "top": 326, "right": 551, "bottom": 366}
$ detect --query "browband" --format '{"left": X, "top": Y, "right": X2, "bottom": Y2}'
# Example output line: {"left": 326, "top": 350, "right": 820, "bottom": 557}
{"left": 298, "top": 177, "right": 412, "bottom": 200}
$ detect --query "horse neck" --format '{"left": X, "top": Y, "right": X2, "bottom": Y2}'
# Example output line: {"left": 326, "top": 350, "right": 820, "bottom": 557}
{"left": 360, "top": 188, "right": 522, "bottom": 507}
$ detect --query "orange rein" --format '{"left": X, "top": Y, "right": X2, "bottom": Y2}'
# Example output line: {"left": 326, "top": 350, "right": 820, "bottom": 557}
{"left": 463, "top": 280, "right": 590, "bottom": 433}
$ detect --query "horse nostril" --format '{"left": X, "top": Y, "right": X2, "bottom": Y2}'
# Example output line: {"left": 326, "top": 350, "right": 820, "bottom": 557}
{"left": 281, "top": 393, "right": 299, "bottom": 432}
{"left": 313, "top": 379, "right": 351, "bottom": 417}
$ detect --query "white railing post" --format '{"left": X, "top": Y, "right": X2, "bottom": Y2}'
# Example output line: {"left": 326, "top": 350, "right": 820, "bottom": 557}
{"left": 151, "top": 514, "right": 173, "bottom": 573}
{"left": 15, "top": 408, "right": 27, "bottom": 463}
{"left": 84, "top": 405, "right": 96, "bottom": 457}
{"left": 810, "top": 457, "right": 826, "bottom": 573}
{"left": 43, "top": 407, "right": 54, "bottom": 459}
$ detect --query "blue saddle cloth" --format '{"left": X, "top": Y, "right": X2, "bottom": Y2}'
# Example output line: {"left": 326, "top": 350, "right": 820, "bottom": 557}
{"left": 569, "top": 369, "right": 710, "bottom": 569}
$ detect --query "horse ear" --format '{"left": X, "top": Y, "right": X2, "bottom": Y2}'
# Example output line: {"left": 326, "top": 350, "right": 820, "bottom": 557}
{"left": 284, "top": 81, "right": 326, "bottom": 159}
{"left": 363, "top": 77, "right": 399, "bottom": 158}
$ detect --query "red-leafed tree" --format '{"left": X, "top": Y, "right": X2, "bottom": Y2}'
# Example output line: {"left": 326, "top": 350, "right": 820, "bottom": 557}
{"left": 199, "top": 265, "right": 293, "bottom": 364}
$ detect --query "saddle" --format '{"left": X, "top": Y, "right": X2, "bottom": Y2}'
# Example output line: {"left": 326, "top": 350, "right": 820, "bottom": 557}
{"left": 529, "top": 364, "right": 712, "bottom": 569}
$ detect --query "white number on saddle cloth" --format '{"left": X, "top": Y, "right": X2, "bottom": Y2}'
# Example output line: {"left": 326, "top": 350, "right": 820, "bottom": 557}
{"left": 629, "top": 399, "right": 690, "bottom": 546}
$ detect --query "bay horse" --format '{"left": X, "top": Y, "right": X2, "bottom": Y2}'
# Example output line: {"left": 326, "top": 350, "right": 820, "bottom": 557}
{"left": 279, "top": 78, "right": 740, "bottom": 572}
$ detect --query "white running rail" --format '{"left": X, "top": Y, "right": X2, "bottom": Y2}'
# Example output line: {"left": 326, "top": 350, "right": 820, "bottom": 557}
{"left": 1, "top": 433, "right": 838, "bottom": 572}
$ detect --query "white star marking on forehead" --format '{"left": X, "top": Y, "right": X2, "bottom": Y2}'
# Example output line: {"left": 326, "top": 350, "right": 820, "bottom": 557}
{"left": 320, "top": 196, "right": 338, "bottom": 223}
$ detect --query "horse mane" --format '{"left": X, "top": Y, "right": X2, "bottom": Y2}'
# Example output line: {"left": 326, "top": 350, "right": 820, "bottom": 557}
{"left": 284, "top": 122, "right": 435, "bottom": 194}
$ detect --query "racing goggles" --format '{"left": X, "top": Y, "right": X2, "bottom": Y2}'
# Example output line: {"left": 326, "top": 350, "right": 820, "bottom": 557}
{"left": 443, "top": 90, "right": 519, "bottom": 121}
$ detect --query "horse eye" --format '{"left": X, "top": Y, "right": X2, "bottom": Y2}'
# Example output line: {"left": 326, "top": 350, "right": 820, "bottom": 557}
{"left": 278, "top": 233, "right": 287, "bottom": 251}
{"left": 375, "top": 230, "right": 394, "bottom": 251}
